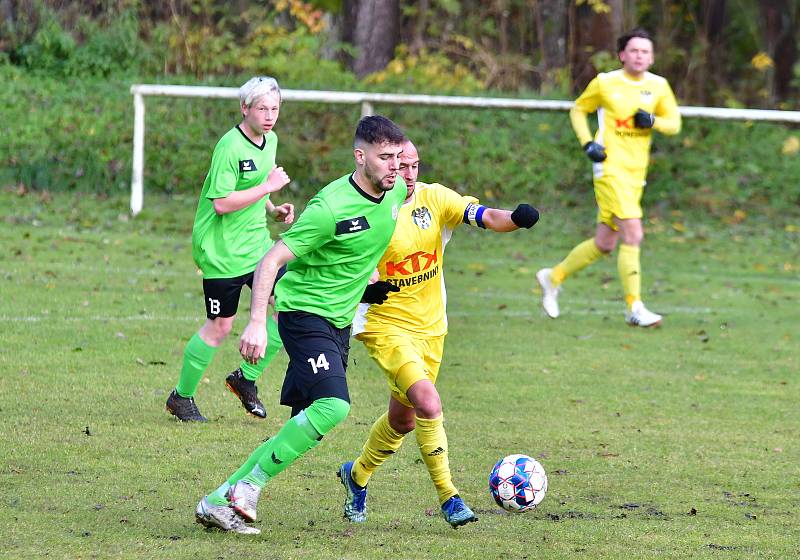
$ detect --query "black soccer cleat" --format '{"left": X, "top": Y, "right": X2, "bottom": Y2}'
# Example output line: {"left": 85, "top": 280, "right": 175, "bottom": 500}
{"left": 166, "top": 389, "right": 208, "bottom": 422}
{"left": 226, "top": 369, "right": 266, "bottom": 419}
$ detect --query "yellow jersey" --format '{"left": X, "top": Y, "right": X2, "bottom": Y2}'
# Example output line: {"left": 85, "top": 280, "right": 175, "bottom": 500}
{"left": 353, "top": 182, "right": 474, "bottom": 338}
{"left": 570, "top": 69, "right": 681, "bottom": 177}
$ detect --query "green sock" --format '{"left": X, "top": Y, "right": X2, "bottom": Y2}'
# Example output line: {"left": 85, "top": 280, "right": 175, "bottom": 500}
{"left": 239, "top": 315, "right": 282, "bottom": 382}
{"left": 242, "top": 410, "right": 323, "bottom": 487}
{"left": 207, "top": 482, "right": 231, "bottom": 506}
{"left": 232, "top": 399, "right": 350, "bottom": 490}
{"left": 227, "top": 438, "right": 274, "bottom": 486}
{"left": 175, "top": 333, "right": 217, "bottom": 398}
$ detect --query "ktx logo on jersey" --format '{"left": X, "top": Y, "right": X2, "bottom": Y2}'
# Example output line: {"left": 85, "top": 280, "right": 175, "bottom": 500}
{"left": 239, "top": 159, "right": 257, "bottom": 172}
{"left": 335, "top": 216, "right": 371, "bottom": 235}
{"left": 386, "top": 249, "right": 438, "bottom": 276}
{"left": 615, "top": 116, "right": 633, "bottom": 129}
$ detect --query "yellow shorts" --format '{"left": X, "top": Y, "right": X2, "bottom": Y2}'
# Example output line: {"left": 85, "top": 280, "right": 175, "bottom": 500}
{"left": 356, "top": 332, "right": 445, "bottom": 408}
{"left": 593, "top": 173, "right": 645, "bottom": 229}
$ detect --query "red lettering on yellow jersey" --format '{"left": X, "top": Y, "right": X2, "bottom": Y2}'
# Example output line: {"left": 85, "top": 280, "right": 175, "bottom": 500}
{"left": 385, "top": 249, "right": 438, "bottom": 277}
{"left": 615, "top": 116, "right": 633, "bottom": 129}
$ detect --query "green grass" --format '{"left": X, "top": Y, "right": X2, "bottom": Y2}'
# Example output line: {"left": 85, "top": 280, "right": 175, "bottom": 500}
{"left": 1, "top": 189, "right": 798, "bottom": 559}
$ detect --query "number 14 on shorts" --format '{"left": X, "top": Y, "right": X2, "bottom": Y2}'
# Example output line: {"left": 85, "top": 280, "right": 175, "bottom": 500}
{"left": 308, "top": 353, "right": 330, "bottom": 374}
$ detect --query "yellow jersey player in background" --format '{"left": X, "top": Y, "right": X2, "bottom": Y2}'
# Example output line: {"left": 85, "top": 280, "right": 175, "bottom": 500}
{"left": 537, "top": 28, "right": 681, "bottom": 327}
{"left": 337, "top": 140, "right": 540, "bottom": 528}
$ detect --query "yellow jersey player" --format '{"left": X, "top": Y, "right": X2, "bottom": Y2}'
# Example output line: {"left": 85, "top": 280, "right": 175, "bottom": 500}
{"left": 537, "top": 28, "right": 680, "bottom": 327}
{"left": 337, "top": 140, "right": 540, "bottom": 528}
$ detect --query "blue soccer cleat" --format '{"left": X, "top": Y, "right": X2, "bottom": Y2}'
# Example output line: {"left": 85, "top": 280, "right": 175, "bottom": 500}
{"left": 441, "top": 495, "right": 478, "bottom": 528}
{"left": 337, "top": 461, "right": 368, "bottom": 522}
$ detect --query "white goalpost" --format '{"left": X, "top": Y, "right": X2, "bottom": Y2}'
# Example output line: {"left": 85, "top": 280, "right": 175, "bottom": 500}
{"left": 129, "top": 84, "right": 800, "bottom": 216}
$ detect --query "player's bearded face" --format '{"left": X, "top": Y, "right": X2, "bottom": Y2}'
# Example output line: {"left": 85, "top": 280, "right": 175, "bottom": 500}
{"left": 362, "top": 142, "right": 402, "bottom": 192}
{"left": 242, "top": 92, "right": 281, "bottom": 136}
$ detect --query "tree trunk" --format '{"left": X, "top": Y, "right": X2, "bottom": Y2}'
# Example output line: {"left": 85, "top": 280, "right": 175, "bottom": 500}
{"left": 759, "top": 0, "right": 797, "bottom": 103}
{"left": 534, "top": 0, "right": 567, "bottom": 90}
{"left": 702, "top": 0, "right": 727, "bottom": 104}
{"left": 569, "top": 0, "right": 625, "bottom": 91}
{"left": 341, "top": 0, "right": 400, "bottom": 78}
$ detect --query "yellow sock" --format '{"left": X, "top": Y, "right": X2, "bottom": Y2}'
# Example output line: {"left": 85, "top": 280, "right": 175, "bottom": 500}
{"left": 552, "top": 238, "right": 603, "bottom": 286}
{"left": 351, "top": 412, "right": 405, "bottom": 488}
{"left": 617, "top": 243, "right": 641, "bottom": 309}
{"left": 415, "top": 414, "right": 458, "bottom": 504}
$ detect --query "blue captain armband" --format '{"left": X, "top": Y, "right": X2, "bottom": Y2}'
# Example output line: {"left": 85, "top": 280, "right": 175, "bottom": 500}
{"left": 463, "top": 203, "right": 487, "bottom": 228}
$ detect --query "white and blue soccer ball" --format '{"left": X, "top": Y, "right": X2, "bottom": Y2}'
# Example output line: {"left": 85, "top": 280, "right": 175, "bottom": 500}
{"left": 489, "top": 453, "right": 548, "bottom": 512}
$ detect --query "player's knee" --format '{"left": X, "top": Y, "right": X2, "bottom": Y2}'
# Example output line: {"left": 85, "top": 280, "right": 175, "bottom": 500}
{"left": 389, "top": 413, "right": 416, "bottom": 434}
{"left": 595, "top": 238, "right": 616, "bottom": 253}
{"left": 211, "top": 317, "right": 235, "bottom": 339}
{"left": 305, "top": 397, "right": 350, "bottom": 436}
{"left": 413, "top": 392, "right": 442, "bottom": 419}
{"left": 407, "top": 380, "right": 442, "bottom": 418}
{"left": 625, "top": 231, "right": 643, "bottom": 246}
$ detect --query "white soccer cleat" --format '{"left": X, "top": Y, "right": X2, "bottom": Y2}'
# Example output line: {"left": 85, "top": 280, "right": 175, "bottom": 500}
{"left": 536, "top": 268, "right": 560, "bottom": 318}
{"left": 229, "top": 480, "right": 261, "bottom": 522}
{"left": 195, "top": 496, "right": 260, "bottom": 534}
{"left": 625, "top": 301, "right": 662, "bottom": 328}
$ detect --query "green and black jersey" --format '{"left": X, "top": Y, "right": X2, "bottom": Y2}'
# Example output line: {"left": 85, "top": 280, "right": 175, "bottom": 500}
{"left": 192, "top": 126, "right": 277, "bottom": 279}
{"left": 276, "top": 173, "right": 406, "bottom": 328}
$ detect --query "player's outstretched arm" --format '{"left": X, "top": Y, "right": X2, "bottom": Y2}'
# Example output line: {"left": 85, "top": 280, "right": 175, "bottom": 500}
{"left": 240, "top": 241, "right": 295, "bottom": 364}
{"left": 213, "top": 166, "right": 291, "bottom": 215}
{"left": 481, "top": 204, "right": 540, "bottom": 232}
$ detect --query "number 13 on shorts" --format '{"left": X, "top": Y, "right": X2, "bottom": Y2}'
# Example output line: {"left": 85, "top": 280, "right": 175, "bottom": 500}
{"left": 307, "top": 353, "right": 330, "bottom": 374}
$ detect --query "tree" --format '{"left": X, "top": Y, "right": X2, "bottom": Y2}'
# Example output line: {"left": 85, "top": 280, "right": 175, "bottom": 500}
{"left": 759, "top": 0, "right": 797, "bottom": 103}
{"left": 341, "top": 0, "right": 400, "bottom": 78}
{"left": 534, "top": 0, "right": 568, "bottom": 91}
{"left": 702, "top": 0, "right": 727, "bottom": 104}
{"left": 569, "top": 0, "right": 625, "bottom": 91}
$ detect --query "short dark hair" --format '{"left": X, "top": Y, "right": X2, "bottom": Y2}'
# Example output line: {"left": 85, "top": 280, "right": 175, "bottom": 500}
{"left": 617, "top": 28, "right": 653, "bottom": 53}
{"left": 354, "top": 115, "right": 405, "bottom": 147}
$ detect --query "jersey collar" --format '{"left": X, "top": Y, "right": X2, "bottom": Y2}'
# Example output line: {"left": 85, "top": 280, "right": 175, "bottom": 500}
{"left": 349, "top": 173, "right": 386, "bottom": 204}
{"left": 236, "top": 125, "right": 267, "bottom": 150}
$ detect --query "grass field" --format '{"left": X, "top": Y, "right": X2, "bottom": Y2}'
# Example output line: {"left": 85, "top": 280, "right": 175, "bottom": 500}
{"left": 1, "top": 189, "right": 798, "bottom": 559}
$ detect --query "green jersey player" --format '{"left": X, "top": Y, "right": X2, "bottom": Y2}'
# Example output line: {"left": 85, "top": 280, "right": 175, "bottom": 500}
{"left": 194, "top": 115, "right": 407, "bottom": 535}
{"left": 166, "top": 77, "right": 294, "bottom": 423}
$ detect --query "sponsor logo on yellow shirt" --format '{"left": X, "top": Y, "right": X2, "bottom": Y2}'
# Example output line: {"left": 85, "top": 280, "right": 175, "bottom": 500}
{"left": 386, "top": 249, "right": 438, "bottom": 276}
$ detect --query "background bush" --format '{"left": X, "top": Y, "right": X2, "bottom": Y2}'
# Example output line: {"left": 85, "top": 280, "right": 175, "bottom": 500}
{"left": 2, "top": 1, "right": 799, "bottom": 221}
{"left": 2, "top": 64, "right": 799, "bottom": 220}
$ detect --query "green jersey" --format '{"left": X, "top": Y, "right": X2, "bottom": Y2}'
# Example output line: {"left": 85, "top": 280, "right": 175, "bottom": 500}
{"left": 192, "top": 126, "right": 277, "bottom": 279}
{"left": 276, "top": 173, "right": 405, "bottom": 328}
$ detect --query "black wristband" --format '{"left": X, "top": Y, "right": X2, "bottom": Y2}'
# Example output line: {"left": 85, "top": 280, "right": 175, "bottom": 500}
{"left": 510, "top": 204, "right": 539, "bottom": 229}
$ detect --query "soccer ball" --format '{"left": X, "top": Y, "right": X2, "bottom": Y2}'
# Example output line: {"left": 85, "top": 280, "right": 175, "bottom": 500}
{"left": 489, "top": 454, "right": 547, "bottom": 512}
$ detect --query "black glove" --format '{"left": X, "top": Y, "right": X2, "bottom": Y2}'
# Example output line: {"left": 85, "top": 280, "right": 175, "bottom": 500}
{"left": 583, "top": 141, "right": 607, "bottom": 162}
{"left": 510, "top": 204, "right": 539, "bottom": 229}
{"left": 361, "top": 280, "right": 400, "bottom": 304}
{"left": 633, "top": 109, "right": 655, "bottom": 128}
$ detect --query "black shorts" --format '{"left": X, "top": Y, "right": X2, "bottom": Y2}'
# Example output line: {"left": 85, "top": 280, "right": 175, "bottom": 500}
{"left": 278, "top": 311, "right": 351, "bottom": 409}
{"left": 202, "top": 265, "right": 286, "bottom": 319}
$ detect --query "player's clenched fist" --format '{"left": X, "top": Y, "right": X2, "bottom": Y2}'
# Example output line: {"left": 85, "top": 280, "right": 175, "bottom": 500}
{"left": 361, "top": 281, "right": 400, "bottom": 304}
{"left": 264, "top": 165, "right": 290, "bottom": 192}
{"left": 633, "top": 109, "right": 655, "bottom": 128}
{"left": 583, "top": 141, "right": 607, "bottom": 162}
